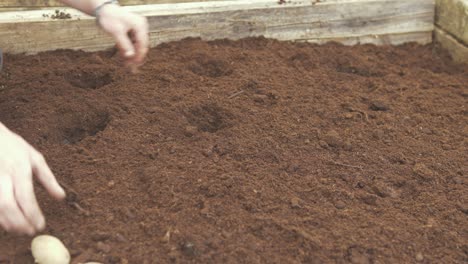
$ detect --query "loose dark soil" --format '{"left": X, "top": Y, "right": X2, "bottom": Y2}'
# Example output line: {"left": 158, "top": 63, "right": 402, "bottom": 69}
{"left": 0, "top": 37, "right": 466, "bottom": 263}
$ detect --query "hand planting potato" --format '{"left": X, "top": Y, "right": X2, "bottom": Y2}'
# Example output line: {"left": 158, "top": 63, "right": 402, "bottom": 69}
{"left": 31, "top": 235, "right": 70, "bottom": 264}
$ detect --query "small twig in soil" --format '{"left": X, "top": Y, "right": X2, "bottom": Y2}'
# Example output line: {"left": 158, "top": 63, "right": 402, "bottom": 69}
{"left": 354, "top": 110, "right": 369, "bottom": 122}
{"left": 329, "top": 161, "right": 363, "bottom": 170}
{"left": 90, "top": 158, "right": 119, "bottom": 164}
{"left": 71, "top": 202, "right": 91, "bottom": 216}
{"left": 161, "top": 227, "right": 172, "bottom": 243}
{"left": 228, "top": 90, "right": 244, "bottom": 99}
{"left": 346, "top": 107, "right": 369, "bottom": 122}
{"left": 91, "top": 158, "right": 110, "bottom": 162}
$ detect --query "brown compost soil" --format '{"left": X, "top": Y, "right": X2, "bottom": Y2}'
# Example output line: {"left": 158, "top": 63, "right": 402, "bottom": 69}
{"left": 0, "top": 37, "right": 467, "bottom": 263}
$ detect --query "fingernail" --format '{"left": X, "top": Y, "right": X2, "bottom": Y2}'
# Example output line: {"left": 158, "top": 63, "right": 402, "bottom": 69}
{"left": 37, "top": 217, "right": 45, "bottom": 230}
{"left": 125, "top": 50, "right": 135, "bottom": 57}
{"left": 57, "top": 186, "right": 66, "bottom": 199}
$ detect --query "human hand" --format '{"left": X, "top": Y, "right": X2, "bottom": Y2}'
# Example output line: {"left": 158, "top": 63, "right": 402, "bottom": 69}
{"left": 0, "top": 123, "right": 66, "bottom": 235}
{"left": 97, "top": 4, "right": 149, "bottom": 71}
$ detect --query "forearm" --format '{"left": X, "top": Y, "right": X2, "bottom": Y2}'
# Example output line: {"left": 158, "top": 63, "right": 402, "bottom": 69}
{"left": 58, "top": 0, "right": 111, "bottom": 16}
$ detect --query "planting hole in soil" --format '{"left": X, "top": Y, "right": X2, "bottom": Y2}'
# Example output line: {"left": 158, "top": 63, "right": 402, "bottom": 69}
{"left": 65, "top": 69, "right": 114, "bottom": 90}
{"left": 189, "top": 55, "right": 233, "bottom": 78}
{"left": 185, "top": 103, "right": 234, "bottom": 133}
{"left": 49, "top": 106, "right": 110, "bottom": 144}
{"left": 61, "top": 111, "right": 110, "bottom": 144}
{"left": 0, "top": 37, "right": 466, "bottom": 263}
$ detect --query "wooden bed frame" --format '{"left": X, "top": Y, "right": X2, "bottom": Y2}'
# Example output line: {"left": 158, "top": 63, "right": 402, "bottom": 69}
{"left": 0, "top": 0, "right": 466, "bottom": 63}
{"left": 435, "top": 0, "right": 468, "bottom": 63}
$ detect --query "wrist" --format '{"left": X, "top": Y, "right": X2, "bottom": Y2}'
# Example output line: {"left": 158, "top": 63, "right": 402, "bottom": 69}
{"left": 94, "top": 0, "right": 119, "bottom": 23}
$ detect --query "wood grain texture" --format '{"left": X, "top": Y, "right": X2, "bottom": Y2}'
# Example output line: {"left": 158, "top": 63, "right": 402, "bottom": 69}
{"left": 0, "top": 0, "right": 435, "bottom": 54}
{"left": 435, "top": 27, "right": 468, "bottom": 64}
{"left": 0, "top": 0, "right": 218, "bottom": 8}
{"left": 435, "top": 0, "right": 468, "bottom": 45}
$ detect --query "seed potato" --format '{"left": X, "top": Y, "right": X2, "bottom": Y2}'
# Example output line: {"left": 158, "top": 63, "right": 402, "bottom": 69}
{"left": 31, "top": 235, "right": 70, "bottom": 264}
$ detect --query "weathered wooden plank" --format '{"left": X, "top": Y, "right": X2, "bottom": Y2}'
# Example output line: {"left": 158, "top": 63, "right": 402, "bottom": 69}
{"left": 0, "top": 0, "right": 435, "bottom": 54}
{"left": 435, "top": 27, "right": 468, "bottom": 64}
{"left": 0, "top": 0, "right": 61, "bottom": 7}
{"left": 302, "top": 32, "right": 432, "bottom": 46}
{"left": 436, "top": 0, "right": 468, "bottom": 45}
{"left": 0, "top": 0, "right": 218, "bottom": 8}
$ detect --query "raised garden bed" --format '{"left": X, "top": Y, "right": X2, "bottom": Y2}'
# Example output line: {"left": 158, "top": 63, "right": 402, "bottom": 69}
{"left": 0, "top": 0, "right": 466, "bottom": 263}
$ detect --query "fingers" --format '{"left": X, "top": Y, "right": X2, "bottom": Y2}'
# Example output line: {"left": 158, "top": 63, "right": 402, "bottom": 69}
{"left": 114, "top": 28, "right": 136, "bottom": 59}
{"left": 97, "top": 6, "right": 149, "bottom": 70}
{"left": 0, "top": 129, "right": 63, "bottom": 235}
{"left": 131, "top": 18, "right": 149, "bottom": 65}
{"left": 13, "top": 168, "right": 45, "bottom": 231}
{"left": 29, "top": 151, "right": 66, "bottom": 201}
{"left": 0, "top": 174, "right": 35, "bottom": 235}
